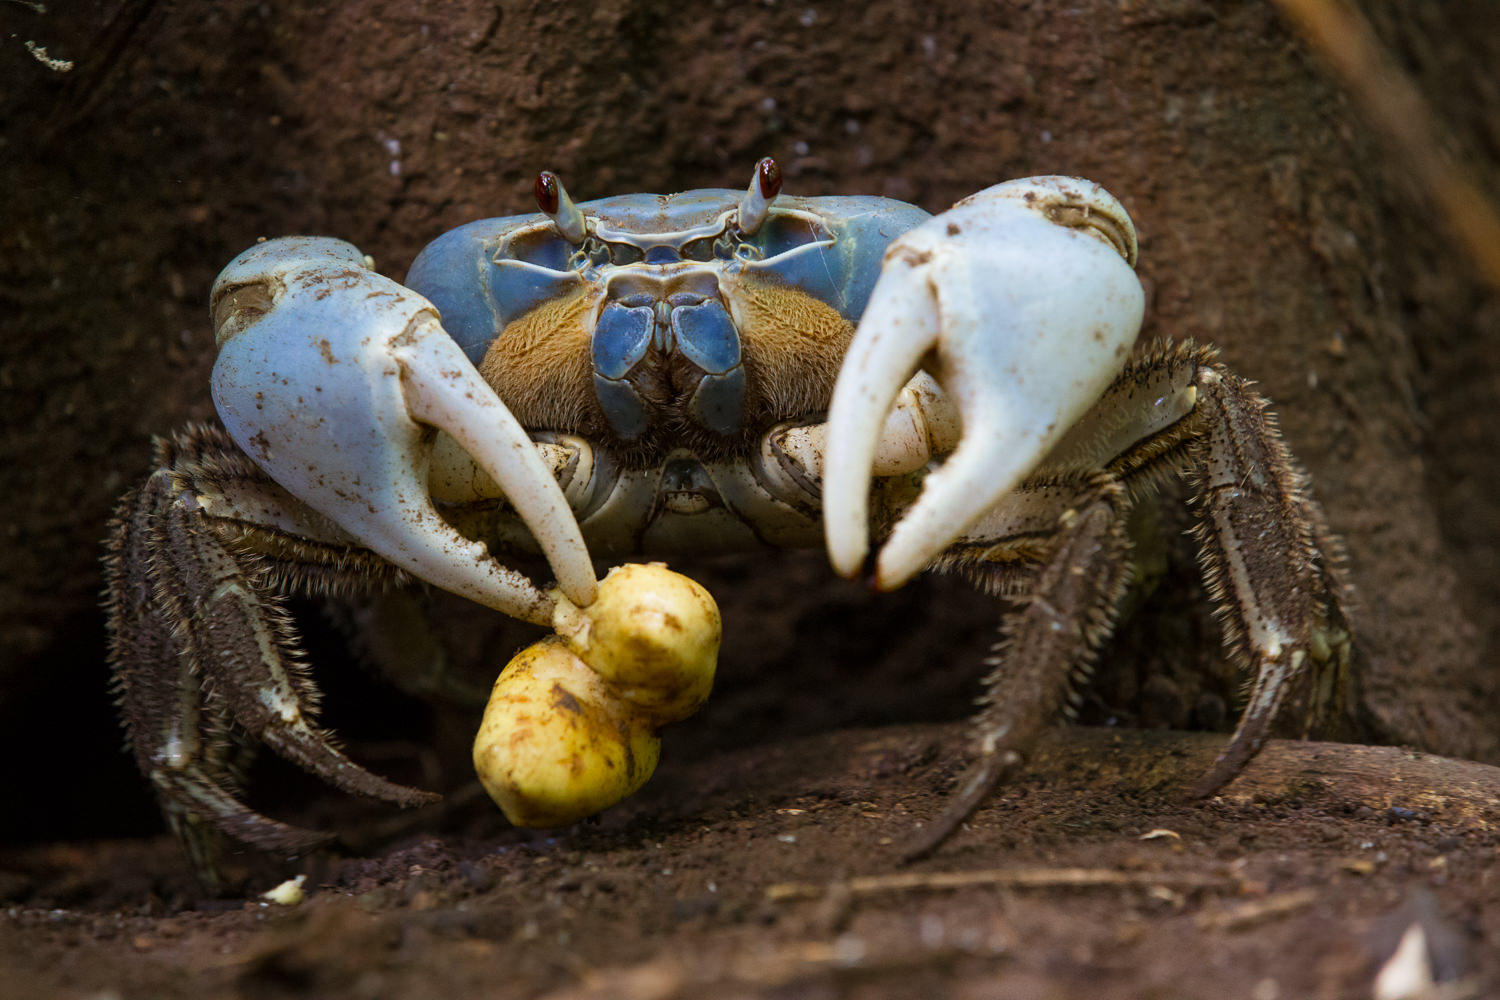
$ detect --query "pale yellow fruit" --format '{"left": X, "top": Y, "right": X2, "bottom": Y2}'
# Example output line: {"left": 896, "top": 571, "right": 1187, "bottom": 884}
{"left": 472, "top": 637, "right": 661, "bottom": 828}
{"left": 551, "top": 562, "right": 721, "bottom": 724}
{"left": 474, "top": 562, "right": 721, "bottom": 827}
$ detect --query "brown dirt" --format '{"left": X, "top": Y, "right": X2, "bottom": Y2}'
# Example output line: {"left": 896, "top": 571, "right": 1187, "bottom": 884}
{"left": 3, "top": 1, "right": 1499, "bottom": 997}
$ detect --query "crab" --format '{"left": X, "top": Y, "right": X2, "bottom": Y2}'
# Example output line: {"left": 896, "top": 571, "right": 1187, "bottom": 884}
{"left": 104, "top": 159, "right": 1353, "bottom": 879}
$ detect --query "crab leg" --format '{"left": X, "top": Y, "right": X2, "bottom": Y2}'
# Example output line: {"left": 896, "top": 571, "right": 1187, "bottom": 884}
{"left": 107, "top": 471, "right": 333, "bottom": 885}
{"left": 892, "top": 345, "right": 1353, "bottom": 855}
{"left": 107, "top": 439, "right": 444, "bottom": 881}
{"left": 210, "top": 238, "right": 597, "bottom": 626}
{"left": 151, "top": 490, "right": 433, "bottom": 803}
{"left": 1186, "top": 365, "right": 1353, "bottom": 796}
{"left": 904, "top": 474, "right": 1134, "bottom": 859}
{"left": 824, "top": 177, "right": 1144, "bottom": 590}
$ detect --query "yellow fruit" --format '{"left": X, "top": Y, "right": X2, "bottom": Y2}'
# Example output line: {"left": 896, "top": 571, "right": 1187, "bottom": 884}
{"left": 551, "top": 562, "right": 721, "bottom": 724}
{"left": 474, "top": 562, "right": 721, "bottom": 828}
{"left": 472, "top": 637, "right": 661, "bottom": 828}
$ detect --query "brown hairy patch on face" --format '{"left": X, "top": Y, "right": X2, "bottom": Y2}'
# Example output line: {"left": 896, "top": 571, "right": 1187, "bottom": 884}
{"left": 476, "top": 274, "right": 855, "bottom": 462}
{"left": 479, "top": 284, "right": 607, "bottom": 436}
{"left": 724, "top": 271, "right": 855, "bottom": 426}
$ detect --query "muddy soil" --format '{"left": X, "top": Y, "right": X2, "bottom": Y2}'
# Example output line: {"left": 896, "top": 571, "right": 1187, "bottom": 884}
{"left": 2, "top": 1, "right": 1499, "bottom": 997}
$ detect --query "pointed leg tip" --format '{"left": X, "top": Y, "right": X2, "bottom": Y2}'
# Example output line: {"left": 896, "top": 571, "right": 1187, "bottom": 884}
{"left": 896, "top": 825, "right": 949, "bottom": 865}
{"left": 1187, "top": 771, "right": 1228, "bottom": 802}
{"left": 274, "top": 827, "right": 342, "bottom": 855}
{"left": 1187, "top": 739, "right": 1261, "bottom": 801}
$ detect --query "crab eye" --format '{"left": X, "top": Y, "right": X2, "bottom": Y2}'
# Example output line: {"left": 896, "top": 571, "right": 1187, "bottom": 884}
{"left": 535, "top": 170, "right": 588, "bottom": 244}
{"left": 736, "top": 157, "right": 783, "bottom": 236}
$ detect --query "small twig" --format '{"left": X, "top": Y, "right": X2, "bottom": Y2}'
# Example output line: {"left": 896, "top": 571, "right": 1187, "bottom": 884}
{"left": 766, "top": 866, "right": 1238, "bottom": 902}
{"left": 1269, "top": 0, "right": 1500, "bottom": 292}
{"left": 23, "top": 39, "right": 71, "bottom": 71}
{"left": 1193, "top": 887, "right": 1320, "bottom": 931}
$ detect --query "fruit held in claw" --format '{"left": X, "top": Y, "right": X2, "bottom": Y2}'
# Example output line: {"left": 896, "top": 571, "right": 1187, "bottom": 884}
{"left": 552, "top": 562, "right": 722, "bottom": 724}
{"left": 473, "top": 639, "right": 661, "bottom": 827}
{"left": 473, "top": 563, "right": 721, "bottom": 827}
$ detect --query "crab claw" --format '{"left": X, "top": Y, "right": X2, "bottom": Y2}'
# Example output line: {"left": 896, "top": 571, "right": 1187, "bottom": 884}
{"left": 824, "top": 177, "right": 1145, "bottom": 588}
{"left": 210, "top": 237, "right": 597, "bottom": 625}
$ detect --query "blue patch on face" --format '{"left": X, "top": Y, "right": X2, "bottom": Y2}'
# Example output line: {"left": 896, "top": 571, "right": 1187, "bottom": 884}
{"left": 592, "top": 301, "right": 654, "bottom": 380}
{"left": 670, "top": 301, "right": 740, "bottom": 375}
{"left": 689, "top": 368, "right": 746, "bottom": 436}
{"left": 592, "top": 373, "right": 649, "bottom": 440}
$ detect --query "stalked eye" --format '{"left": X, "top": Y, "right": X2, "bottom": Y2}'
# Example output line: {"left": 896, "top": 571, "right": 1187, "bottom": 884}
{"left": 736, "top": 157, "right": 782, "bottom": 236}
{"left": 534, "top": 170, "right": 587, "bottom": 244}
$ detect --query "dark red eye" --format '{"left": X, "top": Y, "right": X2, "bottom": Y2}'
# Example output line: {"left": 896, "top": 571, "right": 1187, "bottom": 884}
{"left": 757, "top": 157, "right": 783, "bottom": 200}
{"left": 535, "top": 171, "right": 561, "bottom": 215}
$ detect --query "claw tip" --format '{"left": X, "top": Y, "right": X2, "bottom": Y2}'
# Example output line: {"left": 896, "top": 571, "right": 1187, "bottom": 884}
{"left": 872, "top": 550, "right": 921, "bottom": 593}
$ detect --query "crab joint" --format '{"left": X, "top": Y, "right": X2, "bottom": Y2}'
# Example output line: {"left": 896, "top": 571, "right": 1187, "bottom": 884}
{"left": 769, "top": 371, "right": 960, "bottom": 487}
{"left": 473, "top": 563, "right": 721, "bottom": 828}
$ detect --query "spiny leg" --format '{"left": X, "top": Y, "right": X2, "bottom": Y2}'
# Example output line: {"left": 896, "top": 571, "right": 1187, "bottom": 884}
{"left": 106, "top": 467, "right": 332, "bottom": 883}
{"left": 889, "top": 342, "right": 1352, "bottom": 857}
{"left": 1029, "top": 340, "right": 1353, "bottom": 795}
{"left": 105, "top": 426, "right": 440, "bottom": 882}
{"left": 1186, "top": 365, "right": 1353, "bottom": 796}
{"left": 906, "top": 474, "right": 1134, "bottom": 859}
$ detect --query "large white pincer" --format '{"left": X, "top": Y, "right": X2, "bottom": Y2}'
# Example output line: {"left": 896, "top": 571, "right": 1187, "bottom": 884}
{"left": 210, "top": 237, "right": 597, "bottom": 624}
{"left": 823, "top": 177, "right": 1145, "bottom": 588}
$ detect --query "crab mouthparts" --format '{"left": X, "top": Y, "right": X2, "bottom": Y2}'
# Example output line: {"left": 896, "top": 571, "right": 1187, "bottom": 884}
{"left": 591, "top": 292, "right": 747, "bottom": 441}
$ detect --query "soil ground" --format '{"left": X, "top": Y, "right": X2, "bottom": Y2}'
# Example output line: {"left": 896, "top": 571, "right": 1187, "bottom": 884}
{"left": 2, "top": 1, "right": 1499, "bottom": 997}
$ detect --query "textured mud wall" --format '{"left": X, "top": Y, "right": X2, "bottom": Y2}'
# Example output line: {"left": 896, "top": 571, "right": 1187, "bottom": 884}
{"left": 2, "top": 0, "right": 1497, "bottom": 843}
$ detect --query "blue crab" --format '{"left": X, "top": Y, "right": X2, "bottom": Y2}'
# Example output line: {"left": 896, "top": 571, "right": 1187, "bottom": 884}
{"left": 104, "top": 160, "right": 1352, "bottom": 876}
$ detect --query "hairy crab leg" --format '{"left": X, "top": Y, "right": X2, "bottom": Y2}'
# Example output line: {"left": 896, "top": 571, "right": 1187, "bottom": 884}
{"left": 107, "top": 473, "right": 334, "bottom": 888}
{"left": 889, "top": 344, "right": 1353, "bottom": 856}
{"left": 107, "top": 447, "right": 416, "bottom": 880}
{"left": 149, "top": 491, "right": 437, "bottom": 805}
{"left": 904, "top": 474, "right": 1134, "bottom": 860}
{"left": 1186, "top": 364, "right": 1354, "bottom": 796}
{"left": 824, "top": 177, "right": 1144, "bottom": 589}
{"left": 107, "top": 417, "right": 624, "bottom": 878}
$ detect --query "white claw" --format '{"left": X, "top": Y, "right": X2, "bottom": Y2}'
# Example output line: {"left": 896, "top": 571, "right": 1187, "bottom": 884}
{"left": 395, "top": 327, "right": 599, "bottom": 609}
{"left": 211, "top": 237, "right": 597, "bottom": 625}
{"left": 824, "top": 177, "right": 1145, "bottom": 588}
